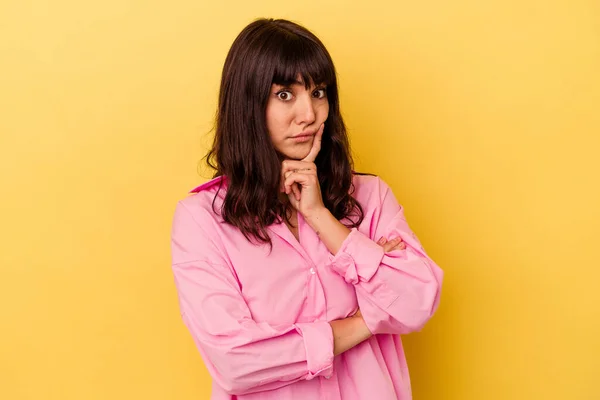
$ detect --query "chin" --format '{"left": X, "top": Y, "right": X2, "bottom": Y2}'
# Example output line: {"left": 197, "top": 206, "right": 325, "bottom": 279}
{"left": 280, "top": 145, "right": 311, "bottom": 160}
{"left": 288, "top": 150, "right": 311, "bottom": 160}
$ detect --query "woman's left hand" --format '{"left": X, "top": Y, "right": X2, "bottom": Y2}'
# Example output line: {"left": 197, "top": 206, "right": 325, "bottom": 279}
{"left": 281, "top": 124, "right": 325, "bottom": 218}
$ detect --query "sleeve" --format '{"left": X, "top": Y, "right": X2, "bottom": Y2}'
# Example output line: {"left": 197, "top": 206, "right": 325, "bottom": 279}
{"left": 327, "top": 178, "right": 443, "bottom": 335}
{"left": 171, "top": 201, "right": 334, "bottom": 395}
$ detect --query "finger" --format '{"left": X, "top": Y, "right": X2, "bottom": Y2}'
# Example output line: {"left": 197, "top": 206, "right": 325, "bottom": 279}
{"left": 281, "top": 161, "right": 316, "bottom": 192}
{"left": 383, "top": 237, "right": 403, "bottom": 252}
{"left": 281, "top": 160, "right": 317, "bottom": 175}
{"left": 284, "top": 170, "right": 312, "bottom": 192}
{"left": 302, "top": 123, "right": 324, "bottom": 163}
{"left": 377, "top": 236, "right": 386, "bottom": 246}
{"left": 383, "top": 242, "right": 395, "bottom": 252}
{"left": 390, "top": 242, "right": 406, "bottom": 251}
{"left": 284, "top": 171, "right": 312, "bottom": 194}
{"left": 284, "top": 171, "right": 319, "bottom": 198}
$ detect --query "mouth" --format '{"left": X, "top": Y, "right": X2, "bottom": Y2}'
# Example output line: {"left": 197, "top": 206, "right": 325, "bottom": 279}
{"left": 290, "top": 131, "right": 316, "bottom": 143}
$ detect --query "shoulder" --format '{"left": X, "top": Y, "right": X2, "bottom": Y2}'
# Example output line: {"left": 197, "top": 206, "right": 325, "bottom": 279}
{"left": 171, "top": 176, "right": 232, "bottom": 265}
{"left": 351, "top": 173, "right": 399, "bottom": 211}
{"left": 175, "top": 176, "right": 227, "bottom": 226}
{"left": 351, "top": 172, "right": 392, "bottom": 196}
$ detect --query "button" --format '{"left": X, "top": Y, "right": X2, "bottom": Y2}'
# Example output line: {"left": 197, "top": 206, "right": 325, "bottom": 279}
{"left": 309, "top": 267, "right": 316, "bottom": 275}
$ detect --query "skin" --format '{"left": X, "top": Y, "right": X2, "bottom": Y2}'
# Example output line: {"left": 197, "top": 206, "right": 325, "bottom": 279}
{"left": 266, "top": 79, "right": 329, "bottom": 161}
{"left": 265, "top": 78, "right": 407, "bottom": 355}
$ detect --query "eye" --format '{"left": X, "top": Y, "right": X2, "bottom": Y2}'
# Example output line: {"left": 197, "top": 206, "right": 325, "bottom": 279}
{"left": 276, "top": 90, "right": 293, "bottom": 101}
{"left": 312, "top": 88, "right": 327, "bottom": 99}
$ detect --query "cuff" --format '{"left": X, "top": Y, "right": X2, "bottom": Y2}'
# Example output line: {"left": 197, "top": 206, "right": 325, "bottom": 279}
{"left": 294, "top": 321, "right": 334, "bottom": 380}
{"left": 328, "top": 229, "right": 385, "bottom": 284}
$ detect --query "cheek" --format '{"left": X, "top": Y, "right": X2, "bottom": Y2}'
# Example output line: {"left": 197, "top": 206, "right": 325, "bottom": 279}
{"left": 266, "top": 117, "right": 283, "bottom": 142}
{"left": 266, "top": 106, "right": 292, "bottom": 140}
{"left": 318, "top": 102, "right": 330, "bottom": 121}
{"left": 265, "top": 107, "right": 279, "bottom": 137}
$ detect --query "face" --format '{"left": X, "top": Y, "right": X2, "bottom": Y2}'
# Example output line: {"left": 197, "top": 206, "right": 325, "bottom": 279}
{"left": 265, "top": 77, "right": 329, "bottom": 160}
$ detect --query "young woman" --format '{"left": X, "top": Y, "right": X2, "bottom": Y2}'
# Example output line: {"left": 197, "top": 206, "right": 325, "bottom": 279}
{"left": 171, "top": 18, "right": 443, "bottom": 400}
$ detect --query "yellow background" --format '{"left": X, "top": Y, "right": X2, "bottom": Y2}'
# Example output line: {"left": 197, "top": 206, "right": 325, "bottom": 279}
{"left": 1, "top": 0, "right": 599, "bottom": 399}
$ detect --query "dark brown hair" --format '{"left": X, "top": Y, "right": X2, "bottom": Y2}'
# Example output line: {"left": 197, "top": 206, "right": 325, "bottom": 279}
{"left": 205, "top": 18, "right": 364, "bottom": 244}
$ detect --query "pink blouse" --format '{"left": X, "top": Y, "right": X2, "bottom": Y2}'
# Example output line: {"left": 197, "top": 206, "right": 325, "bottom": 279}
{"left": 170, "top": 174, "right": 443, "bottom": 399}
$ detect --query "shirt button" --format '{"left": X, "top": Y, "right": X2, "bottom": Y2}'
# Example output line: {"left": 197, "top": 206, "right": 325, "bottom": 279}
{"left": 309, "top": 267, "right": 316, "bottom": 275}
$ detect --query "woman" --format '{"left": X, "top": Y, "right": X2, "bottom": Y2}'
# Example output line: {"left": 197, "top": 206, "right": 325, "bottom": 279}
{"left": 171, "top": 18, "right": 443, "bottom": 400}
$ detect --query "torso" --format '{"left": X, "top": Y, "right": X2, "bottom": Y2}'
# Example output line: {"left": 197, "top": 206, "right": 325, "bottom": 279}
{"left": 177, "top": 174, "right": 415, "bottom": 400}
{"left": 184, "top": 174, "right": 384, "bottom": 326}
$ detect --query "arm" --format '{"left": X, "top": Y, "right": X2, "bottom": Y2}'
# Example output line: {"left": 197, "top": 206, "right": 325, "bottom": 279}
{"left": 330, "top": 311, "right": 372, "bottom": 356}
{"left": 305, "top": 179, "right": 443, "bottom": 335}
{"left": 171, "top": 202, "right": 368, "bottom": 395}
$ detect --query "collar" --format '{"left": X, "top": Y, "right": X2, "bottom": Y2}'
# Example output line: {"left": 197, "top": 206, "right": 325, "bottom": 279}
{"left": 189, "top": 175, "right": 227, "bottom": 193}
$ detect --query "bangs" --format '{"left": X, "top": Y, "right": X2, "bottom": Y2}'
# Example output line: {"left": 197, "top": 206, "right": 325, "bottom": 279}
{"left": 270, "top": 34, "right": 335, "bottom": 88}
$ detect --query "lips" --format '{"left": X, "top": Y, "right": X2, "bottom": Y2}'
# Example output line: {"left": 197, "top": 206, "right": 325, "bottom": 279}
{"left": 290, "top": 133, "right": 314, "bottom": 143}
{"left": 292, "top": 131, "right": 316, "bottom": 139}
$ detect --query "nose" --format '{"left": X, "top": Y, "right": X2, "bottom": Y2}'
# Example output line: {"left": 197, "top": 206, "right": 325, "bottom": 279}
{"left": 295, "top": 93, "right": 316, "bottom": 125}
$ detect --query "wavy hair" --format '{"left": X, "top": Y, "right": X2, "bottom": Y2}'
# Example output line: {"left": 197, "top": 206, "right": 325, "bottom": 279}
{"left": 205, "top": 18, "right": 364, "bottom": 245}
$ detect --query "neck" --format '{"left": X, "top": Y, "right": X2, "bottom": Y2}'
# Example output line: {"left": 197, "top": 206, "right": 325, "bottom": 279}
{"left": 277, "top": 192, "right": 289, "bottom": 204}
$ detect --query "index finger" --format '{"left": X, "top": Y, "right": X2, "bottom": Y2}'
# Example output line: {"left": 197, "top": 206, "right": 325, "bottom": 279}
{"left": 302, "top": 123, "right": 324, "bottom": 163}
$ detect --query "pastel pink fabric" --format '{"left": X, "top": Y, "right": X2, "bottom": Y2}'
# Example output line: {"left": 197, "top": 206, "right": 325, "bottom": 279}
{"left": 170, "top": 174, "right": 443, "bottom": 400}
